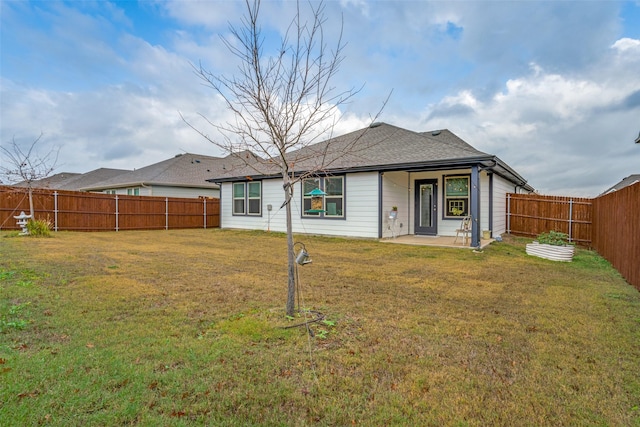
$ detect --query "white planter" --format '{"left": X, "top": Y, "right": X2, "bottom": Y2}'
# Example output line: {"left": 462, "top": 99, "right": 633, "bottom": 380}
{"left": 526, "top": 242, "right": 575, "bottom": 262}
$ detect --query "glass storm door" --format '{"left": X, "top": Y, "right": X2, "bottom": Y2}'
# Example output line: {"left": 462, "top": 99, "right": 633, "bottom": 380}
{"left": 415, "top": 179, "right": 438, "bottom": 235}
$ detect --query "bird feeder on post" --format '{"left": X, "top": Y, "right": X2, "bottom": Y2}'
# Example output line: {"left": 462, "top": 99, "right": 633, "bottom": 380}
{"left": 305, "top": 187, "right": 327, "bottom": 214}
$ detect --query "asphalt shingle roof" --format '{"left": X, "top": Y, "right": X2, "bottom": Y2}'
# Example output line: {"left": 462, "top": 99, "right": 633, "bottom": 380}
{"left": 290, "top": 123, "right": 489, "bottom": 170}
{"left": 600, "top": 174, "right": 640, "bottom": 195}
{"left": 79, "top": 152, "right": 267, "bottom": 191}
{"left": 209, "top": 123, "right": 494, "bottom": 181}
{"left": 12, "top": 168, "right": 129, "bottom": 190}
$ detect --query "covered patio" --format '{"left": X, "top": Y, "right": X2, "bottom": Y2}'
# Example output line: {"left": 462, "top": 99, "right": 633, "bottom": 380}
{"left": 380, "top": 234, "right": 495, "bottom": 249}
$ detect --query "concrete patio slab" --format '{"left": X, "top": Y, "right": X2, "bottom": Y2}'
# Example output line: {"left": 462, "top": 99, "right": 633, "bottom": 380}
{"left": 380, "top": 234, "right": 494, "bottom": 249}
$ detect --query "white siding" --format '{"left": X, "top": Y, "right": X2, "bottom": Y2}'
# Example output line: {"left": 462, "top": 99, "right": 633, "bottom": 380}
{"left": 221, "top": 172, "right": 380, "bottom": 238}
{"left": 492, "top": 175, "right": 516, "bottom": 237}
{"left": 221, "top": 181, "right": 272, "bottom": 231}
{"left": 480, "top": 172, "right": 490, "bottom": 236}
{"left": 100, "top": 186, "right": 218, "bottom": 198}
{"left": 220, "top": 168, "right": 523, "bottom": 240}
{"left": 147, "top": 185, "right": 219, "bottom": 199}
{"left": 103, "top": 187, "right": 150, "bottom": 196}
{"left": 381, "top": 171, "right": 410, "bottom": 238}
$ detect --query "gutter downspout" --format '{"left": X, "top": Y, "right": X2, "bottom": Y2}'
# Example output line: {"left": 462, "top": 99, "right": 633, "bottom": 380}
{"left": 408, "top": 172, "right": 412, "bottom": 236}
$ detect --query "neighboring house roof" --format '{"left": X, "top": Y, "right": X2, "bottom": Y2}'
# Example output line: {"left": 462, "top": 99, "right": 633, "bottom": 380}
{"left": 79, "top": 153, "right": 242, "bottom": 191}
{"left": 600, "top": 174, "right": 640, "bottom": 195}
{"left": 11, "top": 168, "right": 129, "bottom": 190}
{"left": 59, "top": 168, "right": 130, "bottom": 190}
{"left": 12, "top": 172, "right": 81, "bottom": 189}
{"left": 208, "top": 122, "right": 533, "bottom": 191}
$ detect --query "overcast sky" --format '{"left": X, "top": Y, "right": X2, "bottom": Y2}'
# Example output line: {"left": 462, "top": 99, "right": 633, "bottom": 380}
{"left": 1, "top": 1, "right": 639, "bottom": 197}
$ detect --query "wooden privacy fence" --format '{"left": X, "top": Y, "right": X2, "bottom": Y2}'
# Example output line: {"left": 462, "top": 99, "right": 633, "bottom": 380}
{"left": 506, "top": 193, "right": 593, "bottom": 245}
{"left": 0, "top": 186, "right": 220, "bottom": 232}
{"left": 507, "top": 183, "right": 640, "bottom": 291}
{"left": 591, "top": 182, "right": 639, "bottom": 292}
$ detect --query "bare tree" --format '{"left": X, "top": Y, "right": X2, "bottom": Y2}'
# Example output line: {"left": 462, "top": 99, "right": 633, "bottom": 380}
{"left": 0, "top": 133, "right": 59, "bottom": 218}
{"left": 184, "top": 0, "right": 385, "bottom": 317}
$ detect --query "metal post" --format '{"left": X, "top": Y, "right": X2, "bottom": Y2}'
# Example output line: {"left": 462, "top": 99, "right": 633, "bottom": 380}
{"left": 115, "top": 195, "right": 119, "bottom": 232}
{"left": 54, "top": 191, "right": 59, "bottom": 232}
{"left": 203, "top": 198, "right": 207, "bottom": 229}
{"left": 568, "top": 199, "right": 573, "bottom": 242}
{"left": 165, "top": 197, "right": 169, "bottom": 230}
{"left": 506, "top": 193, "right": 511, "bottom": 234}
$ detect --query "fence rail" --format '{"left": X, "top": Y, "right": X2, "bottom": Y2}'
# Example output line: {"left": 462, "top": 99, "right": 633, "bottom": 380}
{"left": 591, "top": 183, "right": 639, "bottom": 291}
{"left": 507, "top": 184, "right": 639, "bottom": 291}
{"left": 507, "top": 193, "right": 593, "bottom": 245}
{"left": 0, "top": 186, "right": 219, "bottom": 232}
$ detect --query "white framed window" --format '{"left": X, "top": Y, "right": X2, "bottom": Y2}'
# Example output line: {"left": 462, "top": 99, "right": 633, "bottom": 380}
{"left": 247, "top": 182, "right": 261, "bottom": 215}
{"left": 233, "top": 181, "right": 261, "bottom": 216}
{"left": 302, "top": 176, "right": 345, "bottom": 218}
{"left": 302, "top": 178, "right": 321, "bottom": 217}
{"left": 233, "top": 183, "right": 245, "bottom": 214}
{"left": 444, "top": 175, "right": 469, "bottom": 218}
{"left": 127, "top": 188, "right": 140, "bottom": 196}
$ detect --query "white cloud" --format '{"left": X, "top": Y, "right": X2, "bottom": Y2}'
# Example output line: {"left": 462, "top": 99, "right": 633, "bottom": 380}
{"left": 611, "top": 37, "right": 640, "bottom": 51}
{"left": 2, "top": 1, "right": 638, "bottom": 197}
{"left": 421, "top": 38, "right": 640, "bottom": 197}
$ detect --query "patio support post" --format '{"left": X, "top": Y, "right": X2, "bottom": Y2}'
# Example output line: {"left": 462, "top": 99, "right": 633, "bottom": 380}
{"left": 470, "top": 165, "right": 480, "bottom": 247}
{"left": 377, "top": 172, "right": 383, "bottom": 239}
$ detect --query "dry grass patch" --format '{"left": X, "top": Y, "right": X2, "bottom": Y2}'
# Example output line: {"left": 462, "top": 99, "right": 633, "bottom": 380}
{"left": 0, "top": 229, "right": 638, "bottom": 426}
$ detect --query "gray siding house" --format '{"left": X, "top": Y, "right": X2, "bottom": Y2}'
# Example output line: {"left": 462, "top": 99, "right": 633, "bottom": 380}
{"left": 209, "top": 123, "right": 534, "bottom": 246}
{"left": 80, "top": 153, "right": 225, "bottom": 198}
{"left": 12, "top": 168, "right": 129, "bottom": 190}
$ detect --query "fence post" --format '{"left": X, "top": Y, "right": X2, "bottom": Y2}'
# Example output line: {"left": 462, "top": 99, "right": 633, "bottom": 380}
{"left": 203, "top": 198, "right": 207, "bottom": 229}
{"left": 54, "top": 191, "right": 59, "bottom": 232}
{"left": 165, "top": 197, "right": 169, "bottom": 230}
{"left": 568, "top": 199, "right": 573, "bottom": 242}
{"left": 115, "top": 195, "right": 119, "bottom": 232}
{"left": 506, "top": 193, "right": 511, "bottom": 235}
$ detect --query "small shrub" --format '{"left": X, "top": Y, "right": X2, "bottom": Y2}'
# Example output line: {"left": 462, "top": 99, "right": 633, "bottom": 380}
{"left": 536, "top": 230, "right": 572, "bottom": 246}
{"left": 26, "top": 218, "right": 52, "bottom": 237}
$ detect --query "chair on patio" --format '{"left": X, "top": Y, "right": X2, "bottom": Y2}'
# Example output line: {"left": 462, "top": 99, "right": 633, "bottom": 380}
{"left": 454, "top": 216, "right": 472, "bottom": 245}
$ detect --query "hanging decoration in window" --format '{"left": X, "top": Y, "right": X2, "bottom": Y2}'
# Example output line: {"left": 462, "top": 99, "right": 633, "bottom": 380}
{"left": 305, "top": 187, "right": 326, "bottom": 213}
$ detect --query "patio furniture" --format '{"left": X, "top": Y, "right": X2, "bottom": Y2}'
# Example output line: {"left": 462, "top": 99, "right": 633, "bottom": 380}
{"left": 454, "top": 216, "right": 471, "bottom": 245}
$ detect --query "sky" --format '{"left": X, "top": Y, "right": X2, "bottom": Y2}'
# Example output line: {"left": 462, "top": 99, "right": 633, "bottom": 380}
{"left": 1, "top": 0, "right": 639, "bottom": 197}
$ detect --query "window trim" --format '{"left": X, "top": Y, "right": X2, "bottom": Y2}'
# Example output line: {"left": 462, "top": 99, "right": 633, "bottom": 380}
{"left": 247, "top": 181, "right": 262, "bottom": 216}
{"left": 232, "top": 181, "right": 262, "bottom": 216}
{"left": 232, "top": 183, "right": 246, "bottom": 215}
{"left": 443, "top": 174, "right": 470, "bottom": 219}
{"left": 301, "top": 175, "right": 345, "bottom": 219}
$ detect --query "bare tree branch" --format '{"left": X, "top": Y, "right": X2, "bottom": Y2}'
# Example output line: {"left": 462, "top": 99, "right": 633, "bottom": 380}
{"left": 0, "top": 133, "right": 59, "bottom": 218}
{"left": 182, "top": 0, "right": 387, "bottom": 316}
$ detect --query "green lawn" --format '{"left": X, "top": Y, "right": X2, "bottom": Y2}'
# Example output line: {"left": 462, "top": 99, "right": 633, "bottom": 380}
{"left": 1, "top": 229, "right": 639, "bottom": 426}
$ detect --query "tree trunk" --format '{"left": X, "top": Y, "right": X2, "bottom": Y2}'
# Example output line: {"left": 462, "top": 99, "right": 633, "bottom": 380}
{"left": 28, "top": 187, "right": 35, "bottom": 219}
{"left": 284, "top": 175, "right": 296, "bottom": 317}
